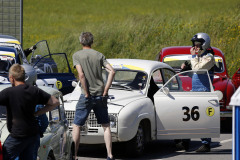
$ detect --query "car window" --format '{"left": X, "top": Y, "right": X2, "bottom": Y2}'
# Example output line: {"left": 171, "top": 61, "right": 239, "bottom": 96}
{"left": 31, "top": 40, "right": 50, "bottom": 58}
{"left": 163, "top": 70, "right": 212, "bottom": 92}
{"left": 214, "top": 56, "right": 224, "bottom": 73}
{"left": 103, "top": 69, "right": 148, "bottom": 90}
{"left": 0, "top": 56, "right": 15, "bottom": 72}
{"left": 162, "top": 69, "right": 179, "bottom": 91}
{"left": 152, "top": 69, "right": 163, "bottom": 88}
{"left": 163, "top": 55, "right": 224, "bottom": 73}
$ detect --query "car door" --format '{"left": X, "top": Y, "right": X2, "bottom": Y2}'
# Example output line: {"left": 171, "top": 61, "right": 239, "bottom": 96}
{"left": 29, "top": 40, "right": 76, "bottom": 95}
{"left": 48, "top": 98, "right": 65, "bottom": 159}
{"left": 153, "top": 69, "right": 220, "bottom": 140}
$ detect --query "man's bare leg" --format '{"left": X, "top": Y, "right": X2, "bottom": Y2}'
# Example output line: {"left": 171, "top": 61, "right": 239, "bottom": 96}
{"left": 102, "top": 124, "right": 113, "bottom": 159}
{"left": 72, "top": 124, "right": 81, "bottom": 160}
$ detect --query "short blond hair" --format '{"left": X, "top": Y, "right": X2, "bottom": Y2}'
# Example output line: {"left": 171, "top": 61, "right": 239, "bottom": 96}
{"left": 9, "top": 64, "right": 25, "bottom": 82}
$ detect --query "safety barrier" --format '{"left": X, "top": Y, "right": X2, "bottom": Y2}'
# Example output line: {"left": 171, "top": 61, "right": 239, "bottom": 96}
{"left": 230, "top": 87, "right": 240, "bottom": 160}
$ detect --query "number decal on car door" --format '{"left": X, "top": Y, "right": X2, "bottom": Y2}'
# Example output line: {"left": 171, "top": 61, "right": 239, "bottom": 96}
{"left": 182, "top": 106, "right": 200, "bottom": 121}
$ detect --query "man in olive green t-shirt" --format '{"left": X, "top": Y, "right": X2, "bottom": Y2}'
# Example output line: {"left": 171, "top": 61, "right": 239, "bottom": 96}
{"left": 72, "top": 32, "right": 115, "bottom": 160}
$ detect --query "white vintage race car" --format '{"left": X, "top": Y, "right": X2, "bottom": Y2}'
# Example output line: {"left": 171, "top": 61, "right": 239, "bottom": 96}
{"left": 0, "top": 85, "right": 74, "bottom": 160}
{"left": 64, "top": 59, "right": 222, "bottom": 156}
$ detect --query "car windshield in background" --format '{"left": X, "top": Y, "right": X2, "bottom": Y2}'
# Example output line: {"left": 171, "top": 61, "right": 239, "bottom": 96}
{"left": 0, "top": 107, "right": 7, "bottom": 119}
{"left": 103, "top": 70, "right": 148, "bottom": 90}
{"left": 0, "top": 56, "right": 15, "bottom": 73}
{"left": 163, "top": 55, "right": 224, "bottom": 73}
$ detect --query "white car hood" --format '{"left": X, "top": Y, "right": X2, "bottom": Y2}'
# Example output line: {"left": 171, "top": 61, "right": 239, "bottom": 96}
{"left": 108, "top": 89, "right": 145, "bottom": 106}
{"left": 64, "top": 87, "right": 146, "bottom": 114}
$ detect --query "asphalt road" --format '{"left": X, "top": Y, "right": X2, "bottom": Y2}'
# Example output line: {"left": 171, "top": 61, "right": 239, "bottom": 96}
{"left": 77, "top": 131, "right": 232, "bottom": 160}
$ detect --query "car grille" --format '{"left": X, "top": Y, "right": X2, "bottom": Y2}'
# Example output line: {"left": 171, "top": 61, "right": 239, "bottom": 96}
{"left": 65, "top": 110, "right": 75, "bottom": 127}
{"left": 65, "top": 111, "right": 101, "bottom": 132}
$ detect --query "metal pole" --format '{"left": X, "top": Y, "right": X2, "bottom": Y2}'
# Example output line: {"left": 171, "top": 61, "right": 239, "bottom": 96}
{"left": 20, "top": 0, "right": 23, "bottom": 46}
{"left": 233, "top": 106, "right": 235, "bottom": 160}
{"left": 236, "top": 106, "right": 240, "bottom": 160}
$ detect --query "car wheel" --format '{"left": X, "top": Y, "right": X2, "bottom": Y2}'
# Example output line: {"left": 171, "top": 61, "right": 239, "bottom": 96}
{"left": 126, "top": 124, "right": 145, "bottom": 156}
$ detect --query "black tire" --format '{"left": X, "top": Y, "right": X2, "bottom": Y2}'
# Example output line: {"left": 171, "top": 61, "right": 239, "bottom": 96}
{"left": 126, "top": 124, "right": 145, "bottom": 157}
{"left": 47, "top": 151, "right": 55, "bottom": 160}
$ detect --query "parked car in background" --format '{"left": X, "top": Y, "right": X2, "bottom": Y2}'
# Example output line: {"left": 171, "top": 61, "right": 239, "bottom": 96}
{"left": 0, "top": 85, "right": 74, "bottom": 160}
{"left": 0, "top": 35, "right": 76, "bottom": 95}
{"left": 232, "top": 67, "right": 240, "bottom": 90}
{"left": 156, "top": 46, "right": 240, "bottom": 131}
{"left": 64, "top": 59, "right": 222, "bottom": 156}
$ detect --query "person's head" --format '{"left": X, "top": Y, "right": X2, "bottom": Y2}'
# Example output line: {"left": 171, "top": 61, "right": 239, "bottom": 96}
{"left": 9, "top": 64, "right": 25, "bottom": 86}
{"left": 79, "top": 32, "right": 94, "bottom": 47}
{"left": 191, "top": 33, "right": 211, "bottom": 54}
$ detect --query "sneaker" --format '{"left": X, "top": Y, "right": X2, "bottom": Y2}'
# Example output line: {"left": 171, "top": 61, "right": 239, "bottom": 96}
{"left": 107, "top": 157, "right": 115, "bottom": 160}
{"left": 195, "top": 144, "right": 210, "bottom": 152}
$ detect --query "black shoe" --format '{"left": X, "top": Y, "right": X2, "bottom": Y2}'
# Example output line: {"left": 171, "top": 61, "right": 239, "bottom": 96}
{"left": 175, "top": 141, "right": 189, "bottom": 151}
{"left": 107, "top": 157, "right": 115, "bottom": 160}
{"left": 196, "top": 144, "right": 210, "bottom": 152}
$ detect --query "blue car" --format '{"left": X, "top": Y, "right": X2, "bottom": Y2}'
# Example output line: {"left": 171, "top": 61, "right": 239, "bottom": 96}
{"left": 0, "top": 35, "right": 76, "bottom": 95}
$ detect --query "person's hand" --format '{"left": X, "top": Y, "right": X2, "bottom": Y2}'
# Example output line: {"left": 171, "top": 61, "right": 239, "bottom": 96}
{"left": 85, "top": 93, "right": 90, "bottom": 98}
{"left": 103, "top": 92, "right": 108, "bottom": 97}
{"left": 30, "top": 45, "right": 37, "bottom": 51}
{"left": 181, "top": 63, "right": 186, "bottom": 69}
{"left": 190, "top": 47, "right": 197, "bottom": 55}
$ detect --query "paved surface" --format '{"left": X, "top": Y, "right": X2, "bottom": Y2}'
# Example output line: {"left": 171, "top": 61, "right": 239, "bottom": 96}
{"left": 77, "top": 132, "right": 232, "bottom": 160}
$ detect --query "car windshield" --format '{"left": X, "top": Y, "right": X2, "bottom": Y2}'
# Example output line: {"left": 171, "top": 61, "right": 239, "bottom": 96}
{"left": 163, "top": 55, "right": 224, "bottom": 73}
{"left": 0, "top": 56, "right": 15, "bottom": 73}
{"left": 103, "top": 69, "right": 148, "bottom": 90}
{"left": 0, "top": 106, "right": 7, "bottom": 119}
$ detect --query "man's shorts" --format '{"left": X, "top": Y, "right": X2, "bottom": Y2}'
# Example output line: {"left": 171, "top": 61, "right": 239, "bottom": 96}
{"left": 73, "top": 94, "right": 109, "bottom": 126}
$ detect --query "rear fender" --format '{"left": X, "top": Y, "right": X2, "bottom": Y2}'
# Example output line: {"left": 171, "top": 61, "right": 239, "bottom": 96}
{"left": 232, "top": 67, "right": 240, "bottom": 89}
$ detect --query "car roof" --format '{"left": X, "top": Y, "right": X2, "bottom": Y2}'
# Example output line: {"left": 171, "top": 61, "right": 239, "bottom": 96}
{"left": 0, "top": 46, "right": 17, "bottom": 58}
{"left": 0, "top": 35, "right": 20, "bottom": 45}
{"left": 160, "top": 46, "right": 224, "bottom": 58}
{"left": 0, "top": 84, "right": 60, "bottom": 97}
{"left": 107, "top": 59, "right": 173, "bottom": 74}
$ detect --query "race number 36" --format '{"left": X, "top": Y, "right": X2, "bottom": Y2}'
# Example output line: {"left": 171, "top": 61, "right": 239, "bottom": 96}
{"left": 182, "top": 106, "right": 200, "bottom": 121}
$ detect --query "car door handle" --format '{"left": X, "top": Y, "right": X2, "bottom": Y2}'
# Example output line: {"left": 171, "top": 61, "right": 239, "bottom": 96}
{"left": 208, "top": 99, "right": 219, "bottom": 107}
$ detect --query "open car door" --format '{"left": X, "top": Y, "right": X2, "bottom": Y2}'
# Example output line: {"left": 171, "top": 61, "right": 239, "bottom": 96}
{"left": 153, "top": 69, "right": 220, "bottom": 140}
{"left": 30, "top": 40, "right": 76, "bottom": 95}
{"left": 232, "top": 67, "right": 240, "bottom": 90}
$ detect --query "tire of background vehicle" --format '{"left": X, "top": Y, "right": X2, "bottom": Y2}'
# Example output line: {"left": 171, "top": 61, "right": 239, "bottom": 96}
{"left": 126, "top": 123, "right": 145, "bottom": 157}
{"left": 47, "top": 151, "right": 55, "bottom": 160}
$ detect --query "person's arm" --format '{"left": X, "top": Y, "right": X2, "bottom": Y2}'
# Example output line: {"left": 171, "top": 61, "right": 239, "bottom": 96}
{"left": 34, "top": 96, "right": 59, "bottom": 116}
{"left": 191, "top": 54, "right": 215, "bottom": 70}
{"left": 76, "top": 64, "right": 90, "bottom": 98}
{"left": 103, "top": 64, "right": 115, "bottom": 96}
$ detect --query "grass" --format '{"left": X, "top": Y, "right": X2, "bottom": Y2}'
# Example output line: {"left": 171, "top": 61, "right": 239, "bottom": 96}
{"left": 23, "top": 0, "right": 240, "bottom": 77}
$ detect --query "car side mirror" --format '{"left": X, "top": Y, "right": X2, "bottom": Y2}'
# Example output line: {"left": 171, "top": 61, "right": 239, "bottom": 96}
{"left": 72, "top": 81, "right": 78, "bottom": 87}
{"left": 161, "top": 87, "right": 169, "bottom": 95}
{"left": 215, "top": 90, "right": 223, "bottom": 100}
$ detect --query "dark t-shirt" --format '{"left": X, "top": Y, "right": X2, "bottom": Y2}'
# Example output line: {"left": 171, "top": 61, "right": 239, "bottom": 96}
{"left": 0, "top": 84, "right": 51, "bottom": 138}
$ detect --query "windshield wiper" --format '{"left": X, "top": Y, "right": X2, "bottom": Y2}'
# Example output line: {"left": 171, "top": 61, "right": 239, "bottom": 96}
{"left": 110, "top": 83, "right": 132, "bottom": 91}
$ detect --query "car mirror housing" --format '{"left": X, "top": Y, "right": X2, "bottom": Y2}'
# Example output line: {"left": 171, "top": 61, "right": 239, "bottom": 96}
{"left": 215, "top": 90, "right": 223, "bottom": 100}
{"left": 161, "top": 87, "right": 170, "bottom": 95}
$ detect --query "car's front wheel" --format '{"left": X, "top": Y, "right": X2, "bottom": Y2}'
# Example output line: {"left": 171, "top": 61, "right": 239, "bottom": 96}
{"left": 126, "top": 123, "right": 145, "bottom": 156}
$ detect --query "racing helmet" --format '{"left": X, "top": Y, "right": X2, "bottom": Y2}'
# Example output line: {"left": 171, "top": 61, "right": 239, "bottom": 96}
{"left": 191, "top": 33, "right": 211, "bottom": 51}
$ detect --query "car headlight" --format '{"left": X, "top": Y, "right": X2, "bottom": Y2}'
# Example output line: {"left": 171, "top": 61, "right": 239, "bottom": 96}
{"left": 109, "top": 114, "right": 117, "bottom": 129}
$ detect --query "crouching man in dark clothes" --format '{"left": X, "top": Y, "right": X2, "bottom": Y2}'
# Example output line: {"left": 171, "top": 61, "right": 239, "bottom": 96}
{"left": 0, "top": 64, "right": 59, "bottom": 160}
